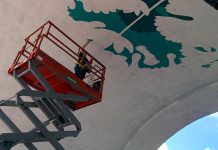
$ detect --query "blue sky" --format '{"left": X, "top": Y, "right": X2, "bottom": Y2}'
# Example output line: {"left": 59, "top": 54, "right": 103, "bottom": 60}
{"left": 158, "top": 112, "right": 218, "bottom": 150}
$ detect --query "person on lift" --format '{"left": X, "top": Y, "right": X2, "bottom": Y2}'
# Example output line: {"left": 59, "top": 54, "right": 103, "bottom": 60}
{"left": 74, "top": 39, "right": 92, "bottom": 80}
{"left": 74, "top": 51, "right": 91, "bottom": 80}
{"left": 74, "top": 39, "right": 102, "bottom": 91}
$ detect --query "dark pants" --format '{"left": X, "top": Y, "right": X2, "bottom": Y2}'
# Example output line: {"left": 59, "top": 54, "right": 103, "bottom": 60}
{"left": 74, "top": 64, "right": 87, "bottom": 80}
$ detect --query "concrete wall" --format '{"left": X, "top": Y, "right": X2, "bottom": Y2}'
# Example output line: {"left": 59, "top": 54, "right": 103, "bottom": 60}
{"left": 0, "top": 0, "right": 218, "bottom": 149}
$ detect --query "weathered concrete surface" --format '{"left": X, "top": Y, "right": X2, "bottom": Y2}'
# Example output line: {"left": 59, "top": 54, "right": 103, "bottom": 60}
{"left": 0, "top": 0, "right": 218, "bottom": 150}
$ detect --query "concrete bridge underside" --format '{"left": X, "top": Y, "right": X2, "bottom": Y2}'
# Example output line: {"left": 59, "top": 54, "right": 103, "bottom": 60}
{"left": 0, "top": 0, "right": 218, "bottom": 149}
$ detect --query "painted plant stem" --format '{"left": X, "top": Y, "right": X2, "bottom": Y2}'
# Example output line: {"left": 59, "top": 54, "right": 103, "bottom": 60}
{"left": 119, "top": 0, "right": 165, "bottom": 35}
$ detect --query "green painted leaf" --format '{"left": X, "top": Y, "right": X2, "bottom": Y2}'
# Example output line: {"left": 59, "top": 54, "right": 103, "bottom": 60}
{"left": 68, "top": 0, "right": 194, "bottom": 69}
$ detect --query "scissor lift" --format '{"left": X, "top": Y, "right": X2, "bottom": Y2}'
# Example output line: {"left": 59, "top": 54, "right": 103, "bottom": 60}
{"left": 0, "top": 21, "right": 106, "bottom": 150}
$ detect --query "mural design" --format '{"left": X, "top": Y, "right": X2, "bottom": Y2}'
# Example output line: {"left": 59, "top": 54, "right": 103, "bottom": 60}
{"left": 194, "top": 46, "right": 217, "bottom": 68}
{"left": 204, "top": 0, "right": 218, "bottom": 10}
{"left": 195, "top": 47, "right": 216, "bottom": 53}
{"left": 202, "top": 59, "right": 218, "bottom": 68}
{"left": 68, "top": 0, "right": 216, "bottom": 69}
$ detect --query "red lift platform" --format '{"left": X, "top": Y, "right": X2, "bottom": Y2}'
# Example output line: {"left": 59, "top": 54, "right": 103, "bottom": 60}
{"left": 8, "top": 21, "right": 106, "bottom": 110}
{"left": 0, "top": 21, "right": 105, "bottom": 150}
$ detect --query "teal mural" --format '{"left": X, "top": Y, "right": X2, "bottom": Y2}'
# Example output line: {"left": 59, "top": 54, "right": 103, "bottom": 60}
{"left": 195, "top": 47, "right": 210, "bottom": 53}
{"left": 194, "top": 46, "right": 217, "bottom": 68}
{"left": 67, "top": 0, "right": 215, "bottom": 69}
{"left": 195, "top": 47, "right": 217, "bottom": 53}
{"left": 202, "top": 59, "right": 218, "bottom": 68}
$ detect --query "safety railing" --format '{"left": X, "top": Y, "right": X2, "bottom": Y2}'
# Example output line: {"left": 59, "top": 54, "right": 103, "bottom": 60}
{"left": 9, "top": 21, "right": 106, "bottom": 94}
